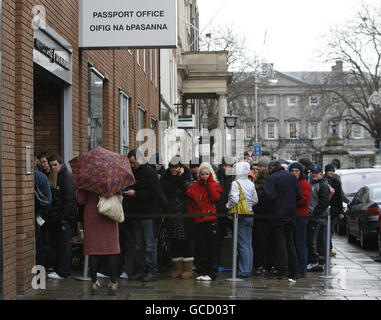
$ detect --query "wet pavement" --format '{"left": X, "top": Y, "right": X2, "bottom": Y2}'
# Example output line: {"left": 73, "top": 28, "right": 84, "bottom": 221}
{"left": 23, "top": 235, "right": 381, "bottom": 300}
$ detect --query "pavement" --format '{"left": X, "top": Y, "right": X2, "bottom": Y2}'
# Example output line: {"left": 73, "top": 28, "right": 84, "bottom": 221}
{"left": 23, "top": 235, "right": 381, "bottom": 301}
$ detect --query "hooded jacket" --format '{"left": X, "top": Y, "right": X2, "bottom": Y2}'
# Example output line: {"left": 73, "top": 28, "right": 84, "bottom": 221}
{"left": 296, "top": 179, "right": 312, "bottom": 217}
{"left": 263, "top": 166, "right": 302, "bottom": 227}
{"left": 186, "top": 167, "right": 223, "bottom": 224}
{"left": 226, "top": 162, "right": 258, "bottom": 211}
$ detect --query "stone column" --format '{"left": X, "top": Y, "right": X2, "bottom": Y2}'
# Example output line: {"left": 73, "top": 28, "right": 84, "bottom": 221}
{"left": 218, "top": 94, "right": 228, "bottom": 157}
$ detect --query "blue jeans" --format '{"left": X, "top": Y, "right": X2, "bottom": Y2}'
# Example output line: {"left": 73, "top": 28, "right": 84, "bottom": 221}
{"left": 237, "top": 217, "right": 254, "bottom": 277}
{"left": 295, "top": 216, "right": 308, "bottom": 273}
{"left": 133, "top": 219, "right": 158, "bottom": 277}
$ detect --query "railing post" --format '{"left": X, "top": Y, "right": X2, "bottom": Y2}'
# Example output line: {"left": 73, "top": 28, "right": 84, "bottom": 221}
{"left": 225, "top": 213, "right": 244, "bottom": 282}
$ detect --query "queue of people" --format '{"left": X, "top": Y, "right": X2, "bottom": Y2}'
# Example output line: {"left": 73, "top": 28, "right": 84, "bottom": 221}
{"left": 34, "top": 149, "right": 343, "bottom": 296}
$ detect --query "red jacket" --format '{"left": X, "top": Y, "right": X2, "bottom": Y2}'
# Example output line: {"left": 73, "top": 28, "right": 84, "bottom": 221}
{"left": 297, "top": 179, "right": 312, "bottom": 217}
{"left": 186, "top": 174, "right": 223, "bottom": 224}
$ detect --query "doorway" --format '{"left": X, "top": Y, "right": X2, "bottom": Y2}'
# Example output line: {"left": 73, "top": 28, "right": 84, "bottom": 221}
{"left": 33, "top": 64, "right": 63, "bottom": 157}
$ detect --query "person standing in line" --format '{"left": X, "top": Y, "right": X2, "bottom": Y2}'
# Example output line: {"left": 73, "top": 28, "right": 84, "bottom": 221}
{"left": 226, "top": 161, "right": 258, "bottom": 277}
{"left": 324, "top": 164, "right": 344, "bottom": 256}
{"left": 189, "top": 157, "right": 201, "bottom": 182}
{"left": 299, "top": 158, "right": 315, "bottom": 184}
{"left": 37, "top": 152, "right": 58, "bottom": 189}
{"left": 77, "top": 189, "right": 120, "bottom": 295}
{"left": 160, "top": 156, "right": 194, "bottom": 279}
{"left": 289, "top": 162, "right": 312, "bottom": 277}
{"left": 186, "top": 162, "right": 222, "bottom": 281}
{"left": 215, "top": 156, "right": 235, "bottom": 271}
{"left": 252, "top": 168, "right": 272, "bottom": 275}
{"left": 125, "top": 150, "right": 167, "bottom": 282}
{"left": 263, "top": 161, "right": 302, "bottom": 280}
{"left": 307, "top": 165, "right": 331, "bottom": 272}
{"left": 34, "top": 163, "right": 52, "bottom": 267}
{"left": 47, "top": 154, "right": 77, "bottom": 280}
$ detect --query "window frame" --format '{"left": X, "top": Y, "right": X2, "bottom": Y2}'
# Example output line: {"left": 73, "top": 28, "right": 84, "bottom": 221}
{"left": 119, "top": 91, "right": 130, "bottom": 155}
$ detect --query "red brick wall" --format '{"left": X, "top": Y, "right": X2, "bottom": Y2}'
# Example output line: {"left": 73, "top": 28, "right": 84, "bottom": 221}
{"left": 1, "top": 0, "right": 160, "bottom": 299}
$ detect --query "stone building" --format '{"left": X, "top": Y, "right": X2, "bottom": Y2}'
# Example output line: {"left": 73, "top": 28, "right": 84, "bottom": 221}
{"left": 230, "top": 61, "right": 380, "bottom": 168}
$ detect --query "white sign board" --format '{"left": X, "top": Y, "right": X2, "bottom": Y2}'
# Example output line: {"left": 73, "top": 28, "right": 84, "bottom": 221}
{"left": 79, "top": 0, "right": 177, "bottom": 48}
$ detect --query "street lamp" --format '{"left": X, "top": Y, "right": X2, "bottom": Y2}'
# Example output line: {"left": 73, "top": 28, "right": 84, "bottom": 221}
{"left": 224, "top": 110, "right": 238, "bottom": 129}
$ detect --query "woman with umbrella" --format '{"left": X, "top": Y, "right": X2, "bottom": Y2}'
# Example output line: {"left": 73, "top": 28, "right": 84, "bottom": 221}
{"left": 70, "top": 147, "right": 135, "bottom": 296}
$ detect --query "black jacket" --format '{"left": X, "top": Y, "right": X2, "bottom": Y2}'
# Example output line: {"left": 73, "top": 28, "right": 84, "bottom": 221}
{"left": 252, "top": 187, "right": 271, "bottom": 219}
{"left": 325, "top": 175, "right": 344, "bottom": 217}
{"left": 49, "top": 164, "right": 76, "bottom": 222}
{"left": 160, "top": 166, "right": 194, "bottom": 240}
{"left": 127, "top": 163, "right": 167, "bottom": 217}
{"left": 215, "top": 170, "right": 233, "bottom": 215}
{"left": 263, "top": 166, "right": 302, "bottom": 227}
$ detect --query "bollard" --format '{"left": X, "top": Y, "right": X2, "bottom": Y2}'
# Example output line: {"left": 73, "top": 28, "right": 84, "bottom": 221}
{"left": 320, "top": 213, "right": 334, "bottom": 279}
{"left": 225, "top": 213, "right": 244, "bottom": 282}
{"left": 75, "top": 255, "right": 91, "bottom": 281}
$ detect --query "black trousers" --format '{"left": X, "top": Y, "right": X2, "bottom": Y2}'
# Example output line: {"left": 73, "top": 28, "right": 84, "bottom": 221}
{"left": 47, "top": 220, "right": 72, "bottom": 277}
{"left": 216, "top": 216, "right": 231, "bottom": 266}
{"left": 35, "top": 222, "right": 45, "bottom": 266}
{"left": 170, "top": 239, "right": 193, "bottom": 259}
{"left": 193, "top": 221, "right": 218, "bottom": 279}
{"left": 271, "top": 222, "right": 299, "bottom": 277}
{"left": 253, "top": 219, "right": 272, "bottom": 268}
{"left": 89, "top": 254, "right": 118, "bottom": 284}
{"left": 307, "top": 220, "right": 326, "bottom": 265}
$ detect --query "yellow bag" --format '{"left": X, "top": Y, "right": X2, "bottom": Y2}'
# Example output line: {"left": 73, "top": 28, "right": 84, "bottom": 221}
{"left": 97, "top": 194, "right": 125, "bottom": 223}
{"left": 228, "top": 181, "right": 252, "bottom": 219}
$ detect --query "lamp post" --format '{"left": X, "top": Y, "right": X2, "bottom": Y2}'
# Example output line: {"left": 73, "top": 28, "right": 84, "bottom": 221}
{"left": 254, "top": 63, "right": 275, "bottom": 162}
{"left": 223, "top": 111, "right": 238, "bottom": 157}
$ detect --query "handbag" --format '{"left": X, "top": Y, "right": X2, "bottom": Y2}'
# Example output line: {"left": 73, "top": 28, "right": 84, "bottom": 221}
{"left": 228, "top": 181, "right": 252, "bottom": 219}
{"left": 97, "top": 194, "right": 124, "bottom": 223}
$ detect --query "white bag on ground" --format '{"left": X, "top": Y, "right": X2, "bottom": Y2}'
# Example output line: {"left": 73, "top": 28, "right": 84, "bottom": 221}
{"left": 97, "top": 194, "right": 124, "bottom": 223}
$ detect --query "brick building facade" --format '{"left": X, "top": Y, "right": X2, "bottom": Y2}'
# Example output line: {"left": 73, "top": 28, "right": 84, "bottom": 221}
{"left": 0, "top": 0, "right": 159, "bottom": 299}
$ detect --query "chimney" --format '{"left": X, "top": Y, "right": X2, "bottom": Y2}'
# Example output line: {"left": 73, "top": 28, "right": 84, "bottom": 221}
{"left": 331, "top": 60, "right": 343, "bottom": 73}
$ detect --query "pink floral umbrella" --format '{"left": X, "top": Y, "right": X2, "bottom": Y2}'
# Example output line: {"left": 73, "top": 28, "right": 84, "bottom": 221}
{"left": 69, "top": 146, "right": 135, "bottom": 196}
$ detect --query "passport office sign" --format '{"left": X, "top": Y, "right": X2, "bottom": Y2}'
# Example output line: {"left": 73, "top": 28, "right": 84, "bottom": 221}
{"left": 79, "top": 0, "right": 177, "bottom": 48}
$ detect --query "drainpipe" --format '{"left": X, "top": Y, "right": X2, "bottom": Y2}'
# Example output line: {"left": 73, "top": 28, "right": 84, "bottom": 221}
{"left": 0, "top": 0, "right": 4, "bottom": 300}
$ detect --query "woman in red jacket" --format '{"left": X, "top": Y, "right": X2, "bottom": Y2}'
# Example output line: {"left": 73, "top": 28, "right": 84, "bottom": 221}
{"left": 186, "top": 162, "right": 222, "bottom": 281}
{"left": 289, "top": 162, "right": 312, "bottom": 277}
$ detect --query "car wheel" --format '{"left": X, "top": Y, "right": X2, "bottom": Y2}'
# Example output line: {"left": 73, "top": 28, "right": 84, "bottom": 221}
{"left": 347, "top": 223, "right": 356, "bottom": 243}
{"left": 359, "top": 224, "right": 371, "bottom": 250}
{"left": 378, "top": 229, "right": 381, "bottom": 257}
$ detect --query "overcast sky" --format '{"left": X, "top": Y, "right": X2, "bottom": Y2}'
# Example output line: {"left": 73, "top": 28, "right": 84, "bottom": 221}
{"left": 197, "top": 0, "right": 370, "bottom": 72}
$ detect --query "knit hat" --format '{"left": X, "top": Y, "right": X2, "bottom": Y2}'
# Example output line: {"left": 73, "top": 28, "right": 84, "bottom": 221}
{"left": 289, "top": 162, "right": 304, "bottom": 173}
{"left": 325, "top": 164, "right": 335, "bottom": 172}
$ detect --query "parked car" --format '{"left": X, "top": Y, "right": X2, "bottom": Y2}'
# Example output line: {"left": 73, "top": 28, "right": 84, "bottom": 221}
{"left": 334, "top": 168, "right": 381, "bottom": 235}
{"left": 346, "top": 182, "right": 381, "bottom": 249}
{"left": 378, "top": 209, "right": 381, "bottom": 257}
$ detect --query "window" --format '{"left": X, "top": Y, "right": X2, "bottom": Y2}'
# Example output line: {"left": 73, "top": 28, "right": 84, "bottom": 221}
{"left": 289, "top": 122, "right": 297, "bottom": 139}
{"left": 244, "top": 123, "right": 254, "bottom": 139}
{"left": 150, "top": 50, "right": 153, "bottom": 82}
{"left": 330, "top": 120, "right": 342, "bottom": 137}
{"left": 143, "top": 49, "right": 147, "bottom": 73}
{"left": 266, "top": 122, "right": 276, "bottom": 139}
{"left": 155, "top": 49, "right": 158, "bottom": 87}
{"left": 88, "top": 68, "right": 104, "bottom": 151}
{"left": 136, "top": 49, "right": 140, "bottom": 65}
{"left": 137, "top": 106, "right": 146, "bottom": 147}
{"left": 266, "top": 96, "right": 276, "bottom": 106}
{"left": 309, "top": 95, "right": 320, "bottom": 106}
{"left": 119, "top": 91, "right": 130, "bottom": 155}
{"left": 352, "top": 124, "right": 364, "bottom": 139}
{"left": 151, "top": 117, "right": 157, "bottom": 131}
{"left": 309, "top": 122, "right": 320, "bottom": 139}
{"left": 287, "top": 96, "right": 297, "bottom": 106}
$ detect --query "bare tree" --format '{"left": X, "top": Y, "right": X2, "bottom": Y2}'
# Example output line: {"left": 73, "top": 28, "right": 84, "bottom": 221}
{"left": 198, "top": 23, "right": 265, "bottom": 131}
{"left": 317, "top": 2, "right": 381, "bottom": 148}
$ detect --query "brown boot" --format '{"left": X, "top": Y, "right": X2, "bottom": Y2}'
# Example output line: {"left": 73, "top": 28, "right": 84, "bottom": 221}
{"left": 181, "top": 260, "right": 194, "bottom": 279}
{"left": 171, "top": 260, "right": 184, "bottom": 279}
{"left": 108, "top": 282, "right": 118, "bottom": 296}
{"left": 91, "top": 280, "right": 100, "bottom": 295}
